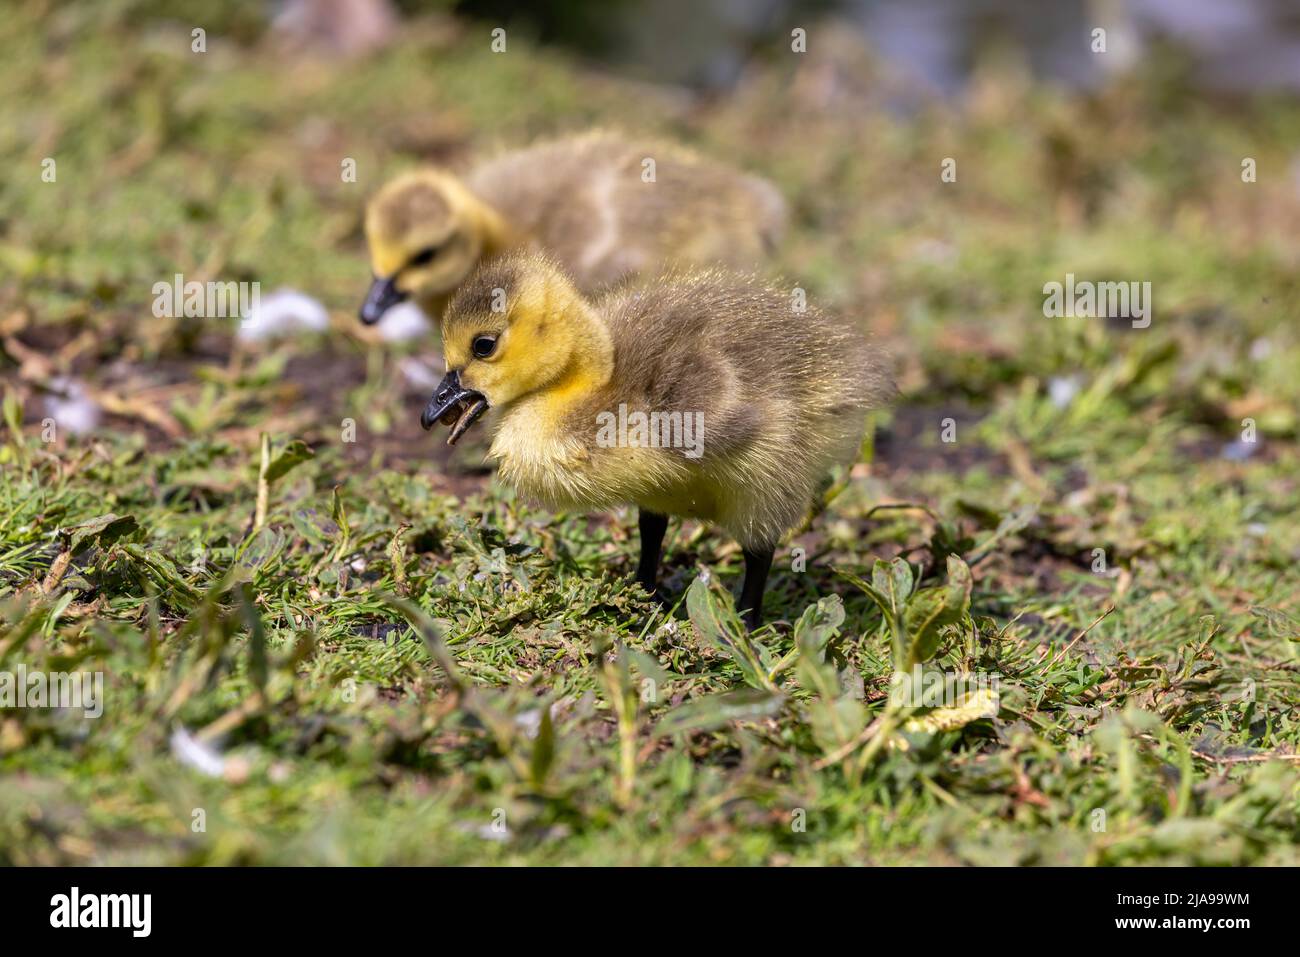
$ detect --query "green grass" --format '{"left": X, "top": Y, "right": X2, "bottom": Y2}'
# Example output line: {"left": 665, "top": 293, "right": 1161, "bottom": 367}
{"left": 1, "top": 0, "right": 1299, "bottom": 865}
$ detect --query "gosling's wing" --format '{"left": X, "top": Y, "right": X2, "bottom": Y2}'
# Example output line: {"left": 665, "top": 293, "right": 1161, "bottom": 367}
{"left": 609, "top": 158, "right": 788, "bottom": 271}
{"left": 595, "top": 275, "right": 796, "bottom": 466}
{"left": 602, "top": 270, "right": 888, "bottom": 461}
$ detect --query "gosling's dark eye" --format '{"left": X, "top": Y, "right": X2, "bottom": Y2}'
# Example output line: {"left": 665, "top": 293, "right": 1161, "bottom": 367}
{"left": 408, "top": 245, "right": 440, "bottom": 268}
{"left": 471, "top": 334, "right": 498, "bottom": 359}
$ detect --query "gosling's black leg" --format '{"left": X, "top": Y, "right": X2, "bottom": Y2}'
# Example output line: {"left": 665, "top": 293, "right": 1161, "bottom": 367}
{"left": 635, "top": 510, "right": 668, "bottom": 595}
{"left": 739, "top": 546, "right": 774, "bottom": 631}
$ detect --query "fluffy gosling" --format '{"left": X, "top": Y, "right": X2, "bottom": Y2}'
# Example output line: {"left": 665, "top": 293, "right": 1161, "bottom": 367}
{"left": 360, "top": 131, "right": 786, "bottom": 325}
{"left": 419, "top": 252, "right": 892, "bottom": 628}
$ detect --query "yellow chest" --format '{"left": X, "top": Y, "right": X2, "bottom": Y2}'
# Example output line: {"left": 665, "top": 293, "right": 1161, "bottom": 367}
{"left": 489, "top": 398, "right": 702, "bottom": 515}
{"left": 490, "top": 398, "right": 601, "bottom": 509}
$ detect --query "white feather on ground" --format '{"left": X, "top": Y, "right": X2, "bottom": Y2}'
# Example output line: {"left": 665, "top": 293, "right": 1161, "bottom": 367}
{"left": 170, "top": 726, "right": 226, "bottom": 778}
{"left": 44, "top": 376, "right": 101, "bottom": 436}
{"left": 376, "top": 301, "right": 433, "bottom": 342}
{"left": 237, "top": 288, "right": 330, "bottom": 343}
{"left": 1048, "top": 375, "right": 1082, "bottom": 409}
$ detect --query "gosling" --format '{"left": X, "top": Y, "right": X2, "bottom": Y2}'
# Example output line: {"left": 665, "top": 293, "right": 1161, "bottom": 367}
{"left": 360, "top": 131, "right": 786, "bottom": 325}
{"left": 419, "top": 252, "right": 892, "bottom": 628}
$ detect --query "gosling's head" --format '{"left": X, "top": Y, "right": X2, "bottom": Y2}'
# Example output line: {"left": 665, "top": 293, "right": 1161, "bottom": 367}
{"left": 359, "top": 170, "right": 486, "bottom": 324}
{"left": 421, "top": 255, "right": 601, "bottom": 444}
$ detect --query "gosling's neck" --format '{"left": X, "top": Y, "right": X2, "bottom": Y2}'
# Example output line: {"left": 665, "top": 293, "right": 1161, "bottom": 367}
{"left": 416, "top": 195, "right": 521, "bottom": 323}
{"left": 494, "top": 296, "right": 614, "bottom": 452}
{"left": 544, "top": 292, "right": 614, "bottom": 407}
{"left": 470, "top": 196, "right": 520, "bottom": 259}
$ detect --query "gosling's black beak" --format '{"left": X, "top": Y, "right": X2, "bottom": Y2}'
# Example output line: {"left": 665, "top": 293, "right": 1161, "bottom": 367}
{"left": 421, "top": 370, "right": 489, "bottom": 445}
{"left": 359, "top": 275, "right": 407, "bottom": 325}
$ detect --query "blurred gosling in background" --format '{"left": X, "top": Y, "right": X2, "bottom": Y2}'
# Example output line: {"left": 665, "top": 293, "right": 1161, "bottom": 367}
{"left": 360, "top": 130, "right": 786, "bottom": 325}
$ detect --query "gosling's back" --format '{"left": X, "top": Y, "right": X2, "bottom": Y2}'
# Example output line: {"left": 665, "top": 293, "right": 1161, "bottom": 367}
{"left": 466, "top": 132, "right": 787, "bottom": 290}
